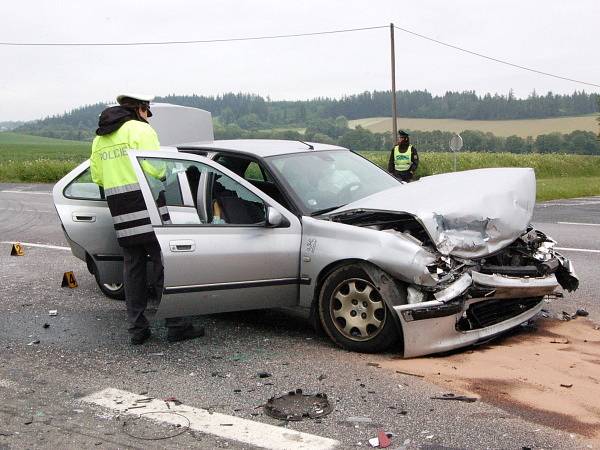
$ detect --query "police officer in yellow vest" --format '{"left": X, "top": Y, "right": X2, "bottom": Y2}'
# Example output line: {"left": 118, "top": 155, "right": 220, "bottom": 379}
{"left": 387, "top": 130, "right": 419, "bottom": 182}
{"left": 91, "top": 94, "right": 205, "bottom": 345}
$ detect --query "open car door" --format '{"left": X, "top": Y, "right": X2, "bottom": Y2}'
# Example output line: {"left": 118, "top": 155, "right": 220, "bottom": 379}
{"left": 52, "top": 160, "right": 124, "bottom": 294}
{"left": 128, "top": 150, "right": 304, "bottom": 318}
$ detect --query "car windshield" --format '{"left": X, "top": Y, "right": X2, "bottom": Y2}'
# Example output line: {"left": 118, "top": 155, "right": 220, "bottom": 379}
{"left": 267, "top": 150, "right": 399, "bottom": 215}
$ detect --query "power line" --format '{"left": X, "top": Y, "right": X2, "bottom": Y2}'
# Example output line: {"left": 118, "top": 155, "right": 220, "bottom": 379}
{"left": 1, "top": 21, "right": 597, "bottom": 89}
{"left": 0, "top": 25, "right": 387, "bottom": 47}
{"left": 393, "top": 25, "right": 600, "bottom": 89}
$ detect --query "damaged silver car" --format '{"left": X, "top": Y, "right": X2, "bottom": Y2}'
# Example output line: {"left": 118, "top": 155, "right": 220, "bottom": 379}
{"left": 53, "top": 105, "right": 578, "bottom": 357}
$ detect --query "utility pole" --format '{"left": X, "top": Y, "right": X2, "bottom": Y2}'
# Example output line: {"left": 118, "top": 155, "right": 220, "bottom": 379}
{"left": 390, "top": 23, "right": 398, "bottom": 139}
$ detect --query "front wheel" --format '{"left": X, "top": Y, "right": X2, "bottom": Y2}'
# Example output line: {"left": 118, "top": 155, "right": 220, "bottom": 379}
{"left": 318, "top": 264, "right": 399, "bottom": 353}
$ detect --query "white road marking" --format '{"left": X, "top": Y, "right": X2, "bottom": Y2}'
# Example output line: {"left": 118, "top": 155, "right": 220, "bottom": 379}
{"left": 0, "top": 190, "right": 51, "bottom": 195}
{"left": 0, "top": 207, "right": 54, "bottom": 213}
{"left": 0, "top": 241, "right": 70, "bottom": 251}
{"left": 541, "top": 200, "right": 600, "bottom": 207}
{"left": 557, "top": 221, "right": 600, "bottom": 227}
{"left": 556, "top": 247, "right": 600, "bottom": 254}
{"left": 82, "top": 388, "right": 339, "bottom": 450}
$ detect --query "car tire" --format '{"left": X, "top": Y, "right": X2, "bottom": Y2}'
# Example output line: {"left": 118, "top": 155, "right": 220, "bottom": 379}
{"left": 318, "top": 264, "right": 399, "bottom": 353}
{"left": 93, "top": 269, "right": 125, "bottom": 301}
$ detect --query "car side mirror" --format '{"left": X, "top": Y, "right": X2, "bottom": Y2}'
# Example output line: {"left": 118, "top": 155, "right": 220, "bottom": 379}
{"left": 266, "top": 206, "right": 288, "bottom": 228}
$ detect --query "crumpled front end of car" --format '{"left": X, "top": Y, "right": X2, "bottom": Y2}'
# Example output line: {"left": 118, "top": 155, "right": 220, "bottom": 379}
{"left": 393, "top": 228, "right": 578, "bottom": 357}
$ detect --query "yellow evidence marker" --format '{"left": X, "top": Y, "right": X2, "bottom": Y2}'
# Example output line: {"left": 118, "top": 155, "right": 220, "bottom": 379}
{"left": 61, "top": 271, "right": 78, "bottom": 288}
{"left": 10, "top": 243, "right": 25, "bottom": 256}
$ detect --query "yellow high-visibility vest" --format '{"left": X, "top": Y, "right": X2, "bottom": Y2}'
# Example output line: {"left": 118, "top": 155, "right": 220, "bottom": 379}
{"left": 393, "top": 145, "right": 413, "bottom": 171}
{"left": 90, "top": 120, "right": 163, "bottom": 190}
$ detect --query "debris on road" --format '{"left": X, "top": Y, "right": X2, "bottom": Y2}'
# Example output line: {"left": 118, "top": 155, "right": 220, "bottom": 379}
{"left": 550, "top": 339, "right": 570, "bottom": 344}
{"left": 27, "top": 340, "right": 40, "bottom": 346}
{"left": 163, "top": 397, "right": 182, "bottom": 406}
{"left": 124, "top": 405, "right": 146, "bottom": 411}
{"left": 367, "top": 362, "right": 381, "bottom": 368}
{"left": 368, "top": 430, "right": 393, "bottom": 448}
{"left": 122, "top": 411, "right": 190, "bottom": 440}
{"left": 431, "top": 393, "right": 477, "bottom": 403}
{"left": 42, "top": 323, "right": 50, "bottom": 329}
{"left": 575, "top": 309, "right": 589, "bottom": 317}
{"left": 395, "top": 370, "right": 424, "bottom": 378}
{"left": 560, "top": 383, "right": 573, "bottom": 388}
{"left": 48, "top": 310, "right": 58, "bottom": 316}
{"left": 346, "top": 416, "right": 372, "bottom": 423}
{"left": 317, "top": 374, "right": 327, "bottom": 381}
{"left": 264, "top": 389, "right": 333, "bottom": 421}
{"left": 257, "top": 371, "right": 272, "bottom": 378}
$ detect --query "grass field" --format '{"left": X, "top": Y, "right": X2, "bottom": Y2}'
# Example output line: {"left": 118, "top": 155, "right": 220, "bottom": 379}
{"left": 349, "top": 115, "right": 598, "bottom": 137}
{"left": 0, "top": 132, "right": 89, "bottom": 182}
{"left": 1, "top": 132, "right": 599, "bottom": 200}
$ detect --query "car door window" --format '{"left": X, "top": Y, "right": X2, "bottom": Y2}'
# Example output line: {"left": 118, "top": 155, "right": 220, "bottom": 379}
{"left": 64, "top": 168, "right": 104, "bottom": 200}
{"left": 138, "top": 157, "right": 266, "bottom": 226}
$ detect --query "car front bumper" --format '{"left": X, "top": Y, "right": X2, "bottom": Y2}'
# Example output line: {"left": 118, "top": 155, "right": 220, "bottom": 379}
{"left": 394, "top": 271, "right": 559, "bottom": 358}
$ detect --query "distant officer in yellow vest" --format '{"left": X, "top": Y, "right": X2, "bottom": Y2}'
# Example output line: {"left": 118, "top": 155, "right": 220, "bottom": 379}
{"left": 387, "top": 130, "right": 419, "bottom": 182}
{"left": 91, "top": 94, "right": 204, "bottom": 345}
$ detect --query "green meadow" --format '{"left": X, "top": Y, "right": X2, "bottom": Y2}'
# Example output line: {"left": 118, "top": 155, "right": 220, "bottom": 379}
{"left": 1, "top": 132, "right": 599, "bottom": 201}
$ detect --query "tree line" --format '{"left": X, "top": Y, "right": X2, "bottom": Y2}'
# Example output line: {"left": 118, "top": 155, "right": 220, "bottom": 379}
{"left": 10, "top": 89, "right": 600, "bottom": 155}
{"left": 15, "top": 89, "right": 599, "bottom": 141}
{"left": 213, "top": 117, "right": 600, "bottom": 155}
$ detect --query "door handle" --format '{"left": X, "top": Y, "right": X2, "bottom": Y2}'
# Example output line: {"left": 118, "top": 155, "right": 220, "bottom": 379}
{"left": 72, "top": 212, "right": 96, "bottom": 222}
{"left": 169, "top": 240, "right": 195, "bottom": 252}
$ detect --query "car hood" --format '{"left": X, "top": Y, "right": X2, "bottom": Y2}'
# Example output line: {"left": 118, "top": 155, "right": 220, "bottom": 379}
{"left": 330, "top": 168, "right": 536, "bottom": 259}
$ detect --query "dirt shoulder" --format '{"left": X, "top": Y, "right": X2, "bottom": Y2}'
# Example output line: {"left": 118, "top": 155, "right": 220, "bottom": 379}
{"left": 381, "top": 318, "right": 600, "bottom": 441}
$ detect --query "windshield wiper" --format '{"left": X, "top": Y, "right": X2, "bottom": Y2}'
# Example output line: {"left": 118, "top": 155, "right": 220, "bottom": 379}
{"left": 310, "top": 205, "right": 346, "bottom": 216}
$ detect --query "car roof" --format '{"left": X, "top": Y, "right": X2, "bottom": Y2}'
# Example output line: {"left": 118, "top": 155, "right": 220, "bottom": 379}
{"left": 176, "top": 139, "right": 349, "bottom": 158}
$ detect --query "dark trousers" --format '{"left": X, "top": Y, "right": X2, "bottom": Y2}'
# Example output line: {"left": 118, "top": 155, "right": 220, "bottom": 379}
{"left": 394, "top": 171, "right": 414, "bottom": 182}
{"left": 122, "top": 240, "right": 188, "bottom": 333}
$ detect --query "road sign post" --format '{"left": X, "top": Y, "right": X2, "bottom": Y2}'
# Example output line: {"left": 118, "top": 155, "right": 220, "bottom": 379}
{"left": 449, "top": 133, "right": 463, "bottom": 172}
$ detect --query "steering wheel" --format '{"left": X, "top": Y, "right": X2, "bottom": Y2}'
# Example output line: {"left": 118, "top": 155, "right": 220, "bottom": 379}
{"left": 338, "top": 182, "right": 363, "bottom": 202}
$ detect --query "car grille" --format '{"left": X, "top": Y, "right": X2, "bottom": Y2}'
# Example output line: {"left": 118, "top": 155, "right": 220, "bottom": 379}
{"left": 464, "top": 297, "right": 543, "bottom": 330}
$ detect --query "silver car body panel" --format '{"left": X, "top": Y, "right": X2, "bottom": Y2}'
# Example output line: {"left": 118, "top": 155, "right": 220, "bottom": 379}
{"left": 127, "top": 150, "right": 303, "bottom": 319}
{"left": 298, "top": 216, "right": 441, "bottom": 309}
{"left": 52, "top": 159, "right": 123, "bottom": 281}
{"left": 331, "top": 168, "right": 536, "bottom": 259}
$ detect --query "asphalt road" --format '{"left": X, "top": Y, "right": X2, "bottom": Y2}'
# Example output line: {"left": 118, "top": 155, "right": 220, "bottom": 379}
{"left": 0, "top": 183, "right": 598, "bottom": 450}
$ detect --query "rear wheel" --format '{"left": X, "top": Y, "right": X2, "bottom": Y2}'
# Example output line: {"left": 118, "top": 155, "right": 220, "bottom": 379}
{"left": 93, "top": 267, "right": 125, "bottom": 301}
{"left": 318, "top": 264, "right": 399, "bottom": 353}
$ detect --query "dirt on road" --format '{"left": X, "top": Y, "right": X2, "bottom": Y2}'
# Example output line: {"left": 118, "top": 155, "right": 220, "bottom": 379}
{"left": 383, "top": 318, "right": 600, "bottom": 440}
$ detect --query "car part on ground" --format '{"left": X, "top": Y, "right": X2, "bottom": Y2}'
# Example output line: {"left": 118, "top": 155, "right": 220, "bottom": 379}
{"left": 264, "top": 389, "right": 333, "bottom": 421}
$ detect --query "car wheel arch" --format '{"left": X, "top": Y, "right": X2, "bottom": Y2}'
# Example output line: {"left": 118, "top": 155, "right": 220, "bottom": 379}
{"left": 85, "top": 253, "right": 95, "bottom": 274}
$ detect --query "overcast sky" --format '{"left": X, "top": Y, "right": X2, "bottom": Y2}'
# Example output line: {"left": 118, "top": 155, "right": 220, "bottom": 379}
{"left": 1, "top": 0, "right": 599, "bottom": 121}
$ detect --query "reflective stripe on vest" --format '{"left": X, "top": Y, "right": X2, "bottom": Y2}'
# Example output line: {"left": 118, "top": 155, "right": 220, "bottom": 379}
{"left": 393, "top": 145, "right": 412, "bottom": 172}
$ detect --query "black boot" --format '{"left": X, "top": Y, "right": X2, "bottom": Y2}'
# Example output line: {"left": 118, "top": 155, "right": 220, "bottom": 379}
{"left": 130, "top": 328, "right": 151, "bottom": 345}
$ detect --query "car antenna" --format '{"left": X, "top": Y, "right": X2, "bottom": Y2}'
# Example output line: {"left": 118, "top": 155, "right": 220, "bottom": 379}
{"left": 297, "top": 140, "right": 314, "bottom": 150}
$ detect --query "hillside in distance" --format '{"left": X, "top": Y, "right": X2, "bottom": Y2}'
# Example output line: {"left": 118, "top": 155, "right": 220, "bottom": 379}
{"left": 350, "top": 115, "right": 599, "bottom": 138}
{"left": 15, "top": 89, "right": 599, "bottom": 141}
